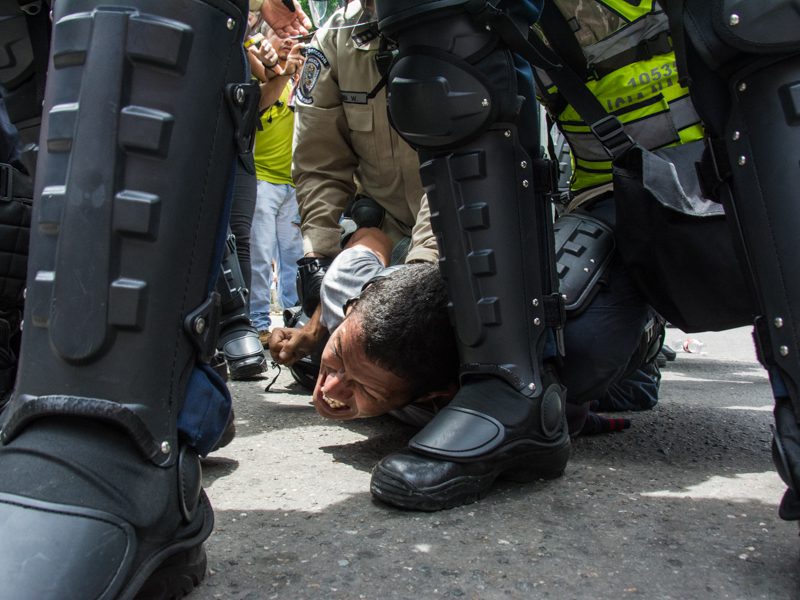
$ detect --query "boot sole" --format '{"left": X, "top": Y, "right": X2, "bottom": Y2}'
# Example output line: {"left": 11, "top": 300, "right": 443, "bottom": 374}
{"left": 371, "top": 442, "right": 570, "bottom": 512}
{"left": 228, "top": 357, "right": 266, "bottom": 381}
{"left": 133, "top": 544, "right": 207, "bottom": 600}
{"left": 120, "top": 493, "right": 215, "bottom": 600}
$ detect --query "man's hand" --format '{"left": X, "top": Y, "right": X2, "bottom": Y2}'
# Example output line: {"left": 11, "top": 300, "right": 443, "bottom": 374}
{"left": 248, "top": 43, "right": 281, "bottom": 79}
{"left": 269, "top": 326, "right": 322, "bottom": 365}
{"left": 281, "top": 42, "right": 306, "bottom": 76}
{"left": 260, "top": 0, "right": 312, "bottom": 38}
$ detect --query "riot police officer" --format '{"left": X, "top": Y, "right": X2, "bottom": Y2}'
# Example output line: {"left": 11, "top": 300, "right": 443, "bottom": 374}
{"left": 370, "top": 0, "right": 800, "bottom": 528}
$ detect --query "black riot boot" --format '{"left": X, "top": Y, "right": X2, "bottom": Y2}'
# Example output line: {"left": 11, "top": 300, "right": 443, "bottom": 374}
{"left": 370, "top": 2, "right": 570, "bottom": 511}
{"left": 0, "top": 0, "right": 257, "bottom": 597}
{"left": 677, "top": 2, "right": 800, "bottom": 522}
{"left": 217, "top": 229, "right": 266, "bottom": 381}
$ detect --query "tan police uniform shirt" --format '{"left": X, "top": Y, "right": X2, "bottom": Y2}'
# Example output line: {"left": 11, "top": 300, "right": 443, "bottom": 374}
{"left": 292, "top": 1, "right": 437, "bottom": 263}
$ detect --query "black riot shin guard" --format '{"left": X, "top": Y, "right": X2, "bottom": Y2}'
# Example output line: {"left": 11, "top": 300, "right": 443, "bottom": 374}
{"left": 0, "top": 0, "right": 251, "bottom": 597}
{"left": 370, "top": 2, "right": 569, "bottom": 511}
{"left": 216, "top": 229, "right": 265, "bottom": 380}
{"left": 680, "top": 1, "right": 800, "bottom": 520}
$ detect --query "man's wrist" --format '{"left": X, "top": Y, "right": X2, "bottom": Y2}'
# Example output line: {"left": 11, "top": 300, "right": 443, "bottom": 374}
{"left": 303, "top": 320, "right": 325, "bottom": 341}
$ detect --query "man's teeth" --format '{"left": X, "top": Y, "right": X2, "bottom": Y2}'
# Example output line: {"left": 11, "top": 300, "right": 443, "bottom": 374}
{"left": 323, "top": 394, "right": 347, "bottom": 409}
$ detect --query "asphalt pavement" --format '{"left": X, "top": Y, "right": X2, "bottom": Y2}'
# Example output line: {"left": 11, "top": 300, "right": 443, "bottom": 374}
{"left": 192, "top": 325, "right": 800, "bottom": 600}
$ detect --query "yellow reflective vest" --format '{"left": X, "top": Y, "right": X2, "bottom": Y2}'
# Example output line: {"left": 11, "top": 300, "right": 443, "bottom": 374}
{"left": 535, "top": 0, "right": 705, "bottom": 196}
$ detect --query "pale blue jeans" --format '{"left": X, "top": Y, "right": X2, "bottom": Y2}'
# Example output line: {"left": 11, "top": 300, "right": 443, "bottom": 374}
{"left": 249, "top": 180, "right": 304, "bottom": 331}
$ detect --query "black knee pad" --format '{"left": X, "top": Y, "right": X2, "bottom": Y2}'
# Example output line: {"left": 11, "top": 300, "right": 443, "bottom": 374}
{"left": 381, "top": 7, "right": 521, "bottom": 151}
{"left": 387, "top": 50, "right": 495, "bottom": 150}
{"left": 554, "top": 212, "right": 615, "bottom": 316}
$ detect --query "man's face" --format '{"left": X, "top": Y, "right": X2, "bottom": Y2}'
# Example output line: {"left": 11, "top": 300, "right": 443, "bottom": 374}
{"left": 312, "top": 316, "right": 412, "bottom": 420}
{"left": 267, "top": 29, "right": 294, "bottom": 60}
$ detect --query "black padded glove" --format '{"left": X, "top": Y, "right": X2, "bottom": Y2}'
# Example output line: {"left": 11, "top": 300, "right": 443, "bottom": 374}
{"left": 340, "top": 194, "right": 386, "bottom": 248}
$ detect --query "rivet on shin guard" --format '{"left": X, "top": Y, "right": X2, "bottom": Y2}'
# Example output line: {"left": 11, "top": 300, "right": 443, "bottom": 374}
{"left": 729, "top": 14, "right": 740, "bottom": 26}
{"left": 780, "top": 346, "right": 790, "bottom": 357}
{"left": 193, "top": 317, "right": 206, "bottom": 335}
{"left": 775, "top": 317, "right": 785, "bottom": 328}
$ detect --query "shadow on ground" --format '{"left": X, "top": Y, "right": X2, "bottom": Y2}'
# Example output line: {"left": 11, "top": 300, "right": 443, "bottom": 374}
{"left": 193, "top": 347, "right": 797, "bottom": 599}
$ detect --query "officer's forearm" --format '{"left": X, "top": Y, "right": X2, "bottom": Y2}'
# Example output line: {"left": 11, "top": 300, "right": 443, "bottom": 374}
{"left": 346, "top": 228, "right": 393, "bottom": 267}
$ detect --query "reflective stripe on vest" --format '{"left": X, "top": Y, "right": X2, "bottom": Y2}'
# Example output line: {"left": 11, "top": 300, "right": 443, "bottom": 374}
{"left": 562, "top": 95, "right": 700, "bottom": 162}
{"left": 537, "top": 0, "right": 705, "bottom": 193}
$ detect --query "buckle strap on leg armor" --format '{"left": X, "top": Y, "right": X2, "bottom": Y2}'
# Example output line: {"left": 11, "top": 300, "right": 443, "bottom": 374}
{"left": 1, "top": 395, "right": 171, "bottom": 464}
{"left": 217, "top": 229, "right": 249, "bottom": 331}
{"left": 0, "top": 162, "right": 33, "bottom": 201}
{"left": 225, "top": 81, "right": 261, "bottom": 155}
{"left": 184, "top": 292, "right": 223, "bottom": 364}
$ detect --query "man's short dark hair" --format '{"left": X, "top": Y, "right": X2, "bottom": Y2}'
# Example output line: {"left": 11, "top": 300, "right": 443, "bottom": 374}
{"left": 350, "top": 263, "right": 459, "bottom": 400}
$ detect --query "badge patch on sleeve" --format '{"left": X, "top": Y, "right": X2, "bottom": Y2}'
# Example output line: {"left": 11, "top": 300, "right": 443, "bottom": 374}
{"left": 296, "top": 47, "right": 329, "bottom": 105}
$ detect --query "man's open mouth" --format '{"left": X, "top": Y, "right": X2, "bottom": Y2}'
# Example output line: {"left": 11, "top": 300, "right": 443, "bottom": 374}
{"left": 322, "top": 393, "right": 347, "bottom": 410}
{"left": 312, "top": 373, "right": 355, "bottom": 419}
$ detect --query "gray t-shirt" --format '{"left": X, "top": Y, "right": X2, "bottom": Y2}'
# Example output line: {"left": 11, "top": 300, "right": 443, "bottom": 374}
{"left": 320, "top": 247, "right": 402, "bottom": 331}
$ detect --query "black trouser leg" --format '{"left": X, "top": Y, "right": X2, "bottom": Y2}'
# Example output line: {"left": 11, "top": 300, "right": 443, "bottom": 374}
{"left": 217, "top": 228, "right": 266, "bottom": 381}
{"left": 230, "top": 155, "right": 256, "bottom": 291}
